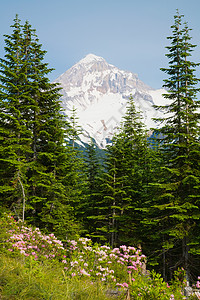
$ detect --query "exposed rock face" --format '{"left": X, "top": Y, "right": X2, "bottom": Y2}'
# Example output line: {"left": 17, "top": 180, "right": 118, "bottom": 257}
{"left": 54, "top": 54, "right": 166, "bottom": 147}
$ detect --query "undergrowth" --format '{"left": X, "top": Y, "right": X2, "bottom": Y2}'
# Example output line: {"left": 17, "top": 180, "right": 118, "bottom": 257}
{"left": 0, "top": 213, "right": 200, "bottom": 299}
{"left": 0, "top": 254, "right": 116, "bottom": 300}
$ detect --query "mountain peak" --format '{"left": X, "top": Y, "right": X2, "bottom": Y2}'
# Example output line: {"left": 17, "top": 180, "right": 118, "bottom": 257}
{"left": 78, "top": 53, "right": 106, "bottom": 65}
{"left": 54, "top": 55, "right": 166, "bottom": 147}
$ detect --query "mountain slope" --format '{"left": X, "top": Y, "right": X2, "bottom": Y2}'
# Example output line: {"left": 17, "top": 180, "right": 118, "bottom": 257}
{"left": 54, "top": 54, "right": 166, "bottom": 147}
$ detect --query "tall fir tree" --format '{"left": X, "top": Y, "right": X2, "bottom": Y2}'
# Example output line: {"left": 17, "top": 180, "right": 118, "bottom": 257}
{"left": 0, "top": 15, "right": 30, "bottom": 218}
{"left": 0, "top": 16, "right": 78, "bottom": 240}
{"left": 151, "top": 11, "right": 200, "bottom": 281}
{"left": 115, "top": 96, "right": 155, "bottom": 246}
{"left": 97, "top": 96, "right": 155, "bottom": 247}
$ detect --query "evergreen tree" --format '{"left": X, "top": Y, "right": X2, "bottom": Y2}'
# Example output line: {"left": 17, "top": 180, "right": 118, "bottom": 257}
{"left": 0, "top": 15, "right": 30, "bottom": 218}
{"left": 116, "top": 96, "right": 154, "bottom": 246}
{"left": 98, "top": 96, "right": 154, "bottom": 247}
{"left": 151, "top": 11, "right": 200, "bottom": 281}
{"left": 91, "top": 138, "right": 124, "bottom": 246}
{"left": 63, "top": 107, "right": 87, "bottom": 234}
{"left": 82, "top": 139, "right": 104, "bottom": 238}
{"left": 0, "top": 16, "right": 78, "bottom": 240}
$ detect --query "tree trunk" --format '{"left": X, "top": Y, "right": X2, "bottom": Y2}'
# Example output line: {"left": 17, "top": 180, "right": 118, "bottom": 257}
{"left": 183, "top": 236, "right": 190, "bottom": 284}
{"left": 18, "top": 175, "right": 26, "bottom": 223}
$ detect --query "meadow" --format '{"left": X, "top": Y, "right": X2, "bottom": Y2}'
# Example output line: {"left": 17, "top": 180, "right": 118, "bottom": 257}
{"left": 1, "top": 213, "right": 200, "bottom": 299}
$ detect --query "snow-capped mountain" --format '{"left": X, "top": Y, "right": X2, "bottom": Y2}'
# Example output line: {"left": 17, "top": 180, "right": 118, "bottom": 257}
{"left": 54, "top": 54, "right": 166, "bottom": 147}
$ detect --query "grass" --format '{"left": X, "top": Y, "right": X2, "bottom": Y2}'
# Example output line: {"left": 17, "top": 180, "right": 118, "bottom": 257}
{"left": 0, "top": 253, "right": 119, "bottom": 300}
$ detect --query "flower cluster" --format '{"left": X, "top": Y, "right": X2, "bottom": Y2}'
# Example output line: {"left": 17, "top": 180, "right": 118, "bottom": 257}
{"left": 196, "top": 276, "right": 200, "bottom": 289}
{"left": 6, "top": 225, "right": 65, "bottom": 260}
{"left": 5, "top": 218, "right": 145, "bottom": 288}
{"left": 63, "top": 238, "right": 146, "bottom": 287}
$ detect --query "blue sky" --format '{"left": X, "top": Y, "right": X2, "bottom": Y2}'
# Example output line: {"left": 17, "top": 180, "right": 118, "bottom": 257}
{"left": 0, "top": 0, "right": 200, "bottom": 89}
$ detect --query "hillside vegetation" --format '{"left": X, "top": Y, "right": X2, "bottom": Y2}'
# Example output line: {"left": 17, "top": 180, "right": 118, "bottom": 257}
{"left": 1, "top": 213, "right": 196, "bottom": 299}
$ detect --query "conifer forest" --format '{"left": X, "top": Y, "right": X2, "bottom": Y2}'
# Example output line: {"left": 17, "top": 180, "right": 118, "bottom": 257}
{"left": 0, "top": 11, "right": 200, "bottom": 288}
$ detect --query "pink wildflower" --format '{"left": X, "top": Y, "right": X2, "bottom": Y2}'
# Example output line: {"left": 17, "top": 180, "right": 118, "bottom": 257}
{"left": 62, "top": 260, "right": 67, "bottom": 264}
{"left": 80, "top": 269, "right": 90, "bottom": 276}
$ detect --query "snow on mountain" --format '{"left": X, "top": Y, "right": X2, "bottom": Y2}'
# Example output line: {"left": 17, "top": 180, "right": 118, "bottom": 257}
{"left": 54, "top": 54, "right": 166, "bottom": 148}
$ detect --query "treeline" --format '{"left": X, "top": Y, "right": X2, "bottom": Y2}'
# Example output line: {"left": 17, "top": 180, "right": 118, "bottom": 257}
{"left": 0, "top": 12, "right": 200, "bottom": 284}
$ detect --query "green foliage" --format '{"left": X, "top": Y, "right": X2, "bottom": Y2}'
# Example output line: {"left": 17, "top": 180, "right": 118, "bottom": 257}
{"left": 0, "top": 253, "right": 115, "bottom": 300}
{"left": 95, "top": 95, "right": 157, "bottom": 247}
{"left": 0, "top": 16, "right": 80, "bottom": 240}
{"left": 81, "top": 139, "right": 104, "bottom": 237}
{"left": 129, "top": 270, "right": 184, "bottom": 299}
{"left": 147, "top": 10, "right": 200, "bottom": 280}
{"left": 0, "top": 214, "right": 189, "bottom": 300}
